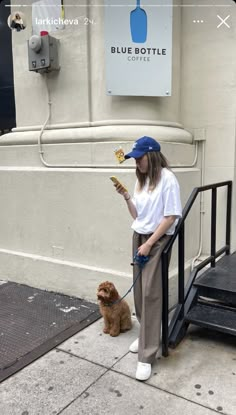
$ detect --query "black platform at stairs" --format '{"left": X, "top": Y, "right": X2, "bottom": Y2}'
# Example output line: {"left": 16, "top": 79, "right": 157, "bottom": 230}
{"left": 194, "top": 253, "right": 236, "bottom": 305}
{"left": 186, "top": 252, "right": 236, "bottom": 337}
{"left": 0, "top": 281, "right": 101, "bottom": 383}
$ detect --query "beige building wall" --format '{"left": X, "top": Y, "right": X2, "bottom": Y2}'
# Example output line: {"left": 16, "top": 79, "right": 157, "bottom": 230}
{"left": 181, "top": 0, "right": 236, "bottom": 252}
{"left": 0, "top": 0, "right": 234, "bottom": 308}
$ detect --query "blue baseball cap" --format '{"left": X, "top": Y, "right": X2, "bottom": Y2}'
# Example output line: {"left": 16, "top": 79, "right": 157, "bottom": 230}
{"left": 125, "top": 136, "right": 161, "bottom": 159}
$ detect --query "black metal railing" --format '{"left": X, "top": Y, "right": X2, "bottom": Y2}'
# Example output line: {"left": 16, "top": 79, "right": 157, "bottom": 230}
{"left": 161, "top": 180, "right": 232, "bottom": 357}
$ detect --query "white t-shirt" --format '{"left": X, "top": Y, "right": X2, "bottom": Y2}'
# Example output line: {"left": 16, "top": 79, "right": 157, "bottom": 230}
{"left": 131, "top": 168, "right": 182, "bottom": 235}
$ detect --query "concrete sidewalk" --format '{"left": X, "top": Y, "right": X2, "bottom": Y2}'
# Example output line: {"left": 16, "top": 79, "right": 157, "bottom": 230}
{"left": 0, "top": 316, "right": 235, "bottom": 415}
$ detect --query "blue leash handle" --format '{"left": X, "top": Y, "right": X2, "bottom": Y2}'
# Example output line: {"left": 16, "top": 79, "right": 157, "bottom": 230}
{"left": 110, "top": 252, "right": 150, "bottom": 306}
{"left": 133, "top": 251, "right": 150, "bottom": 267}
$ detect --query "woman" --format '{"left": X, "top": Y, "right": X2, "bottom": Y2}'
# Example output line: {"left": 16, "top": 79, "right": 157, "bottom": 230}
{"left": 115, "top": 136, "right": 182, "bottom": 381}
{"left": 11, "top": 13, "right": 26, "bottom": 32}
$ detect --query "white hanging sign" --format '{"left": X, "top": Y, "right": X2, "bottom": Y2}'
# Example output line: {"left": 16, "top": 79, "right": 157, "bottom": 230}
{"left": 105, "top": 0, "right": 173, "bottom": 96}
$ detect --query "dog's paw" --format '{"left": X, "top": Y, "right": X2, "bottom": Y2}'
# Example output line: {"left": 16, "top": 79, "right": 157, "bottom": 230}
{"left": 103, "top": 327, "right": 110, "bottom": 334}
{"left": 109, "top": 331, "right": 120, "bottom": 337}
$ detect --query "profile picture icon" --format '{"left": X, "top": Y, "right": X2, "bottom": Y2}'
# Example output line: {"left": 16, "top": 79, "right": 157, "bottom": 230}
{"left": 8, "top": 11, "right": 26, "bottom": 32}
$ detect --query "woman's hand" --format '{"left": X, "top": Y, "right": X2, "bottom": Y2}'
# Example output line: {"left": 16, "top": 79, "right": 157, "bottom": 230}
{"left": 114, "top": 183, "right": 137, "bottom": 219}
{"left": 137, "top": 241, "right": 152, "bottom": 257}
{"left": 115, "top": 183, "right": 129, "bottom": 199}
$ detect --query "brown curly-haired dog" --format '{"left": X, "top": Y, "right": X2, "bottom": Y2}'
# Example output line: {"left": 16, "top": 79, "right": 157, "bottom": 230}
{"left": 97, "top": 281, "right": 132, "bottom": 337}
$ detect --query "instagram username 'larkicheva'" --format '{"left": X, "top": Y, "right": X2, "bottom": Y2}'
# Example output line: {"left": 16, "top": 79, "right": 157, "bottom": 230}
{"left": 34, "top": 17, "right": 95, "bottom": 26}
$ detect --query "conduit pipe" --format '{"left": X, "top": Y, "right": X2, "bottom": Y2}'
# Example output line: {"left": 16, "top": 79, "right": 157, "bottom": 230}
{"left": 38, "top": 75, "right": 199, "bottom": 170}
{"left": 191, "top": 140, "right": 205, "bottom": 270}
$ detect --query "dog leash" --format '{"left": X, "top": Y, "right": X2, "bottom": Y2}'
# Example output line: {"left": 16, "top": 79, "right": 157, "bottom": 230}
{"left": 106, "top": 252, "right": 150, "bottom": 307}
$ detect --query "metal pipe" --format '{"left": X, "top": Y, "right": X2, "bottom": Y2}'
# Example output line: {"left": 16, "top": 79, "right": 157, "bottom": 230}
{"left": 210, "top": 188, "right": 217, "bottom": 267}
{"left": 162, "top": 253, "right": 169, "bottom": 357}
{"left": 178, "top": 223, "right": 185, "bottom": 318}
{"left": 226, "top": 182, "right": 232, "bottom": 254}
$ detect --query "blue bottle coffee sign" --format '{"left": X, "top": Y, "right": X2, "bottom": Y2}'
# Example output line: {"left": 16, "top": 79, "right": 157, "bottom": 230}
{"left": 130, "top": 0, "right": 147, "bottom": 43}
{"left": 105, "top": 0, "right": 173, "bottom": 96}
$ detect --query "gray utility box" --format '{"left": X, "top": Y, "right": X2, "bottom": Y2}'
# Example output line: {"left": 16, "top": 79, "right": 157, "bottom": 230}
{"left": 28, "top": 34, "right": 60, "bottom": 73}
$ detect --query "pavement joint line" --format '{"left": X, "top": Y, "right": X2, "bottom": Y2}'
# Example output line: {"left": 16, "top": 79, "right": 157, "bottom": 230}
{"left": 56, "top": 344, "right": 132, "bottom": 370}
{"left": 55, "top": 363, "right": 227, "bottom": 415}
{"left": 109, "top": 368, "right": 229, "bottom": 415}
{"left": 55, "top": 348, "right": 229, "bottom": 415}
{"left": 110, "top": 350, "right": 131, "bottom": 368}
{"left": 55, "top": 346, "right": 112, "bottom": 369}
{"left": 56, "top": 366, "right": 110, "bottom": 415}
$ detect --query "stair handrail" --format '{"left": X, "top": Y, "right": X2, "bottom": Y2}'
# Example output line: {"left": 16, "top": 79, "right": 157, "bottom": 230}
{"left": 161, "top": 180, "right": 232, "bottom": 357}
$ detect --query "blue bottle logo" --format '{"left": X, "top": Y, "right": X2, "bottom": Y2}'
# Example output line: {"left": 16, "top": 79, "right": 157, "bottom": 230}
{"left": 130, "top": 0, "right": 147, "bottom": 43}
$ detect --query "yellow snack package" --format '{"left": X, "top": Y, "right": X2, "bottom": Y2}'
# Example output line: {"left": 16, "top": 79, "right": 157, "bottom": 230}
{"left": 114, "top": 147, "right": 125, "bottom": 164}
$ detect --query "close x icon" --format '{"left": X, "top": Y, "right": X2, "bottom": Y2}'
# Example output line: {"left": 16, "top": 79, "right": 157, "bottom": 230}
{"left": 217, "top": 15, "right": 231, "bottom": 29}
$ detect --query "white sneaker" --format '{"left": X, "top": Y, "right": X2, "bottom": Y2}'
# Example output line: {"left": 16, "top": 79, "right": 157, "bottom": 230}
{"left": 129, "top": 338, "right": 139, "bottom": 353}
{"left": 136, "top": 362, "right": 152, "bottom": 381}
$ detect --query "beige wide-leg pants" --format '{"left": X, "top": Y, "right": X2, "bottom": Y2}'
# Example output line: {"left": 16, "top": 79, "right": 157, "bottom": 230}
{"left": 132, "top": 231, "right": 171, "bottom": 364}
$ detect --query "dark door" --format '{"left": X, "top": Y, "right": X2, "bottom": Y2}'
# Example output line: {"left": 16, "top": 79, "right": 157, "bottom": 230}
{"left": 0, "top": 0, "right": 16, "bottom": 132}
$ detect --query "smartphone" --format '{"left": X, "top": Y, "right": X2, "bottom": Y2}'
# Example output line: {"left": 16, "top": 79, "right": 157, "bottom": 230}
{"left": 110, "top": 176, "right": 128, "bottom": 192}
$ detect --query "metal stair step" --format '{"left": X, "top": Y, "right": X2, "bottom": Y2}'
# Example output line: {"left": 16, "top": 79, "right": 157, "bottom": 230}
{"left": 185, "top": 303, "right": 236, "bottom": 336}
{"left": 194, "top": 268, "right": 236, "bottom": 293}
{"left": 194, "top": 264, "right": 236, "bottom": 305}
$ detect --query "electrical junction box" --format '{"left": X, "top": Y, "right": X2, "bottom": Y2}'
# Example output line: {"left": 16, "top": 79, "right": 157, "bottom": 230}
{"left": 28, "top": 33, "right": 60, "bottom": 73}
